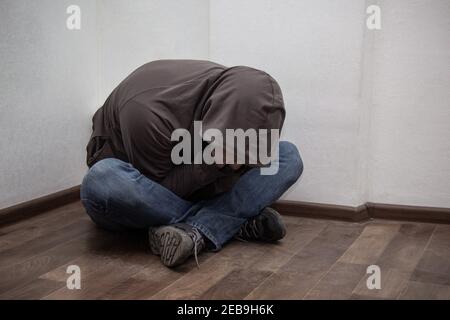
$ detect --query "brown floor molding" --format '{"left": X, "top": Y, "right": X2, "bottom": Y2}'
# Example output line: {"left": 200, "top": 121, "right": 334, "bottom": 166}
{"left": 1, "top": 185, "right": 449, "bottom": 227}
{"left": 0, "top": 186, "right": 81, "bottom": 227}
{"left": 273, "top": 200, "right": 369, "bottom": 222}
{"left": 366, "top": 202, "right": 450, "bottom": 224}
{"left": 275, "top": 200, "right": 450, "bottom": 224}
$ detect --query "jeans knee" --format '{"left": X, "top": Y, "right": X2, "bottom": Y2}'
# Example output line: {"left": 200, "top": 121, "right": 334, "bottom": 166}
{"left": 90, "top": 158, "right": 125, "bottom": 179}
{"left": 279, "top": 141, "right": 304, "bottom": 184}
{"left": 81, "top": 158, "right": 124, "bottom": 201}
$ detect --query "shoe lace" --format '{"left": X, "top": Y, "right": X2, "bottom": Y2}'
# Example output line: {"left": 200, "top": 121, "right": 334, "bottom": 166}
{"left": 189, "top": 229, "right": 204, "bottom": 268}
{"left": 236, "top": 219, "right": 262, "bottom": 241}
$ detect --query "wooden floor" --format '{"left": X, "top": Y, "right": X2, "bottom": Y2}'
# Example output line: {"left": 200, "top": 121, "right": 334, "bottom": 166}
{"left": 0, "top": 201, "right": 449, "bottom": 300}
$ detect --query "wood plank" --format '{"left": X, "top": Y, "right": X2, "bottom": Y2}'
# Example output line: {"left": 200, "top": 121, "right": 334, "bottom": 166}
{"left": 0, "top": 223, "right": 136, "bottom": 296}
{"left": 376, "top": 223, "right": 435, "bottom": 271}
{"left": 0, "top": 202, "right": 88, "bottom": 254}
{"left": 41, "top": 231, "right": 153, "bottom": 300}
{"left": 0, "top": 229, "right": 100, "bottom": 295}
{"left": 245, "top": 223, "right": 364, "bottom": 299}
{"left": 102, "top": 252, "right": 215, "bottom": 300}
{"left": 148, "top": 220, "right": 323, "bottom": 300}
{"left": 398, "top": 281, "right": 450, "bottom": 300}
{"left": 245, "top": 221, "right": 328, "bottom": 273}
{"left": 149, "top": 255, "right": 237, "bottom": 299}
{"left": 0, "top": 240, "right": 13, "bottom": 250}
{"left": 152, "top": 225, "right": 314, "bottom": 301}
{"left": 201, "top": 269, "right": 272, "bottom": 300}
{"left": 304, "top": 223, "right": 401, "bottom": 300}
{"left": 43, "top": 258, "right": 145, "bottom": 300}
{"left": 40, "top": 230, "right": 150, "bottom": 282}
{"left": 40, "top": 254, "right": 115, "bottom": 283}
{"left": 351, "top": 223, "right": 435, "bottom": 299}
{"left": 351, "top": 268, "right": 411, "bottom": 300}
{"left": 110, "top": 219, "right": 323, "bottom": 300}
{"left": 149, "top": 240, "right": 268, "bottom": 300}
{"left": 410, "top": 225, "right": 450, "bottom": 286}
{"left": 0, "top": 197, "right": 447, "bottom": 300}
{"left": 0, "top": 278, "right": 63, "bottom": 300}
{"left": 0, "top": 219, "right": 93, "bottom": 268}
{"left": 101, "top": 278, "right": 161, "bottom": 300}
{"left": 339, "top": 223, "right": 400, "bottom": 265}
{"left": 155, "top": 221, "right": 327, "bottom": 298}
{"left": 304, "top": 262, "right": 367, "bottom": 300}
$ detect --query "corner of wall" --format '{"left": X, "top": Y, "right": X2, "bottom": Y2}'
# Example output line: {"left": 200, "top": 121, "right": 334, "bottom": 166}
{"left": 356, "top": 0, "right": 379, "bottom": 205}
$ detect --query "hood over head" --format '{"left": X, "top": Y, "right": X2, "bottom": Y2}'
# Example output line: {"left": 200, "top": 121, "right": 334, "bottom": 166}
{"left": 199, "top": 66, "right": 285, "bottom": 166}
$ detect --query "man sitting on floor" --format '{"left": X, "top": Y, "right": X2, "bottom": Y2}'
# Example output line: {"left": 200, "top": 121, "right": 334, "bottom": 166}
{"left": 81, "top": 60, "right": 303, "bottom": 268}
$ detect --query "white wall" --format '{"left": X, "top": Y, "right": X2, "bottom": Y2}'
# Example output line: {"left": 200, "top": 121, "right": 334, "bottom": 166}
{"left": 367, "top": 0, "right": 450, "bottom": 208}
{"left": 210, "top": 0, "right": 450, "bottom": 208}
{"left": 1, "top": 0, "right": 449, "bottom": 210}
{"left": 97, "top": 0, "right": 210, "bottom": 103}
{"left": 0, "top": 0, "right": 210, "bottom": 210}
{"left": 0, "top": 0, "right": 98, "bottom": 209}
{"left": 210, "top": 0, "right": 369, "bottom": 206}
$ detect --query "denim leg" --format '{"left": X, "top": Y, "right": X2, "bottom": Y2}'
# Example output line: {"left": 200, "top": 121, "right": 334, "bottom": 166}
{"left": 185, "top": 141, "right": 303, "bottom": 250}
{"left": 80, "top": 158, "right": 193, "bottom": 231}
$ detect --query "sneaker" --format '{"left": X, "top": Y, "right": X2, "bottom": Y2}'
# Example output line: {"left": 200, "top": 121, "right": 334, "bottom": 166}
{"left": 148, "top": 223, "right": 205, "bottom": 268}
{"left": 236, "top": 207, "right": 287, "bottom": 242}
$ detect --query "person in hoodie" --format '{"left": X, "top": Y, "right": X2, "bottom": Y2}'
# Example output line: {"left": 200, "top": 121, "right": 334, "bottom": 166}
{"left": 81, "top": 60, "right": 303, "bottom": 268}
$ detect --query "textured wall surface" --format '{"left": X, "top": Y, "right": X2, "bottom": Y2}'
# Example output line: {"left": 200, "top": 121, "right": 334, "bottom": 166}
{"left": 1, "top": 0, "right": 449, "bottom": 210}
{"left": 0, "top": 0, "right": 98, "bottom": 209}
{"left": 210, "top": 0, "right": 369, "bottom": 205}
{"left": 367, "top": 0, "right": 450, "bottom": 207}
{"left": 97, "top": 0, "right": 210, "bottom": 104}
{"left": 0, "top": 0, "right": 210, "bottom": 210}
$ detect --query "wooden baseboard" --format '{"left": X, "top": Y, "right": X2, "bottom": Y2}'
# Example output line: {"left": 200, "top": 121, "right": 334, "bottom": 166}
{"left": 272, "top": 201, "right": 369, "bottom": 222}
{"left": 275, "top": 200, "right": 450, "bottom": 224}
{"left": 0, "top": 186, "right": 81, "bottom": 227}
{"left": 1, "top": 185, "right": 449, "bottom": 227}
{"left": 366, "top": 202, "right": 450, "bottom": 224}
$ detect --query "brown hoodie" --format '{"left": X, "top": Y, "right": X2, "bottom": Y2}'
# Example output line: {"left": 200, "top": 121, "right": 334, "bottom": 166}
{"left": 86, "top": 60, "right": 285, "bottom": 200}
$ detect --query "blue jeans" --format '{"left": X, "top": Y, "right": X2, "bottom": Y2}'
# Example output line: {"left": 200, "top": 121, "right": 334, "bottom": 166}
{"left": 80, "top": 141, "right": 303, "bottom": 250}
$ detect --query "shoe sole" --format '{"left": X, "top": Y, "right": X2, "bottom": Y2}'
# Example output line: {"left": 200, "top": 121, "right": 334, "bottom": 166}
{"left": 148, "top": 226, "right": 192, "bottom": 268}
